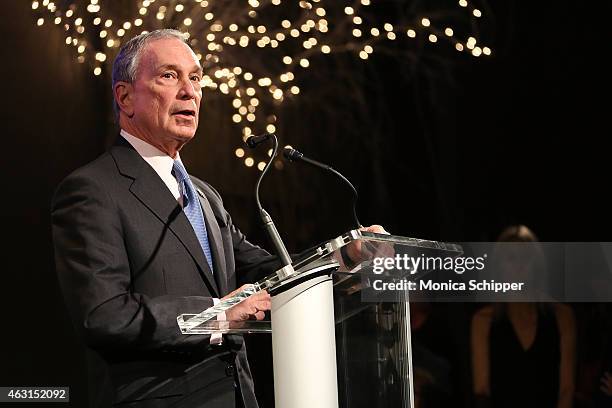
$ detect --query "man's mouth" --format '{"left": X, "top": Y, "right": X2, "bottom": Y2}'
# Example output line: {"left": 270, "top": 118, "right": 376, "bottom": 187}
{"left": 173, "top": 109, "right": 196, "bottom": 117}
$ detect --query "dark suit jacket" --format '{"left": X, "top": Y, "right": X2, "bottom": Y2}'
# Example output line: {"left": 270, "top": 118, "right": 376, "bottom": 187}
{"left": 52, "top": 137, "right": 280, "bottom": 407}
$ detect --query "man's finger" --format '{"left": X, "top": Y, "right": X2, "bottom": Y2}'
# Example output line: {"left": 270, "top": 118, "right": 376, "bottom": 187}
{"left": 254, "top": 311, "right": 266, "bottom": 320}
{"left": 362, "top": 224, "right": 389, "bottom": 234}
{"left": 253, "top": 299, "right": 271, "bottom": 312}
{"left": 250, "top": 290, "right": 270, "bottom": 300}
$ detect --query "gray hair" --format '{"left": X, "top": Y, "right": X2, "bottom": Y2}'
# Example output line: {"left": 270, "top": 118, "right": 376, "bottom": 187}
{"left": 111, "top": 29, "right": 187, "bottom": 115}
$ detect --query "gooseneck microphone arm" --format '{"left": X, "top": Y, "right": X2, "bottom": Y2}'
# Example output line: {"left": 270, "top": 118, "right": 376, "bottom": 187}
{"left": 284, "top": 147, "right": 363, "bottom": 229}
{"left": 247, "top": 134, "right": 293, "bottom": 267}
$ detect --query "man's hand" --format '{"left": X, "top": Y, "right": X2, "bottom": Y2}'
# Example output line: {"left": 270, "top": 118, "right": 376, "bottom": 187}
{"left": 223, "top": 284, "right": 271, "bottom": 321}
{"left": 343, "top": 224, "right": 389, "bottom": 267}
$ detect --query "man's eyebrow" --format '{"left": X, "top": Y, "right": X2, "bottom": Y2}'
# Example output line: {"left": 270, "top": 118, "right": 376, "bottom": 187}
{"left": 156, "top": 64, "right": 203, "bottom": 75}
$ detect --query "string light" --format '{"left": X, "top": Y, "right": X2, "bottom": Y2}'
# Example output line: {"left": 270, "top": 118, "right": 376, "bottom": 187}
{"left": 32, "top": 0, "right": 491, "bottom": 170}
{"left": 466, "top": 36, "right": 477, "bottom": 50}
{"left": 272, "top": 89, "right": 283, "bottom": 99}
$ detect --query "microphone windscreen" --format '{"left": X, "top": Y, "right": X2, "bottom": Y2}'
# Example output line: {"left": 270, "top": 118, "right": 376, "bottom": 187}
{"left": 283, "top": 147, "right": 301, "bottom": 161}
{"left": 246, "top": 135, "right": 258, "bottom": 148}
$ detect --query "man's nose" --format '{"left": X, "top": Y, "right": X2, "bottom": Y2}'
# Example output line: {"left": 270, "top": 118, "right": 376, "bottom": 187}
{"left": 178, "top": 77, "right": 197, "bottom": 100}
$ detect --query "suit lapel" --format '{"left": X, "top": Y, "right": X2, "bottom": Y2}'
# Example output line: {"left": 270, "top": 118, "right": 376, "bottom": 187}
{"left": 194, "top": 184, "right": 229, "bottom": 296}
{"left": 110, "top": 138, "right": 220, "bottom": 296}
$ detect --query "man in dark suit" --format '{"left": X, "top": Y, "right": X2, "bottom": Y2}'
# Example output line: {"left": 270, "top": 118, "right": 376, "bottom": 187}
{"left": 52, "top": 28, "right": 385, "bottom": 408}
{"left": 52, "top": 29, "right": 276, "bottom": 408}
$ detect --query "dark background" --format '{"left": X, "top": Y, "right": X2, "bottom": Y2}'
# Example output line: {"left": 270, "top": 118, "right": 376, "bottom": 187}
{"left": 1, "top": 0, "right": 610, "bottom": 407}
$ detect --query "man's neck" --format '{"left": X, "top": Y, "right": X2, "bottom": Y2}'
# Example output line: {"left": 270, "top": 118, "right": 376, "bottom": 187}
{"left": 119, "top": 124, "right": 182, "bottom": 158}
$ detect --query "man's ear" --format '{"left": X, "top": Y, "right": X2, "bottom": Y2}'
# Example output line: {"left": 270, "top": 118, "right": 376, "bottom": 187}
{"left": 114, "top": 81, "right": 134, "bottom": 117}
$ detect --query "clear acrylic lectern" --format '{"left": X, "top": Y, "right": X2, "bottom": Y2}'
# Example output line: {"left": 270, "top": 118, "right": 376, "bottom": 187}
{"left": 177, "top": 230, "right": 462, "bottom": 408}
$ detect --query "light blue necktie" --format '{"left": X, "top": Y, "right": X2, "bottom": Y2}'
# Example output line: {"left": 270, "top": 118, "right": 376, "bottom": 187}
{"left": 172, "top": 159, "right": 214, "bottom": 272}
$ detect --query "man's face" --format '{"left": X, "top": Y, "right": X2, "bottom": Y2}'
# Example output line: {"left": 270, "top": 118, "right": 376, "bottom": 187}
{"left": 127, "top": 37, "right": 203, "bottom": 151}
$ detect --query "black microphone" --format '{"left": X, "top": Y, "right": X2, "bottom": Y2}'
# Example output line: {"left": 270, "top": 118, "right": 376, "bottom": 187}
{"left": 284, "top": 147, "right": 363, "bottom": 229}
{"left": 245, "top": 133, "right": 273, "bottom": 148}
{"left": 245, "top": 134, "right": 292, "bottom": 268}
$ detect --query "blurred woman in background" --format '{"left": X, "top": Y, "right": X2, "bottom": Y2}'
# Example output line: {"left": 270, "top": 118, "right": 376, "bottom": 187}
{"left": 471, "top": 225, "right": 576, "bottom": 408}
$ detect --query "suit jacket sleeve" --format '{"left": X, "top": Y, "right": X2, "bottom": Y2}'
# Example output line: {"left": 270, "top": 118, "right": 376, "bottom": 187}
{"left": 52, "top": 172, "right": 215, "bottom": 352}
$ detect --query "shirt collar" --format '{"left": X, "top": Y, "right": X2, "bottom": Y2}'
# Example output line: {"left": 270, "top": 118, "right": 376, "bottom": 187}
{"left": 120, "top": 129, "right": 183, "bottom": 177}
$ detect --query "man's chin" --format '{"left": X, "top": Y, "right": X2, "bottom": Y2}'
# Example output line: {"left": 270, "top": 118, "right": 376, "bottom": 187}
{"left": 170, "top": 127, "right": 197, "bottom": 142}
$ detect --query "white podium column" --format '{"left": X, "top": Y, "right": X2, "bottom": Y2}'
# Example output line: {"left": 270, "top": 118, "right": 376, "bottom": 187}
{"left": 271, "top": 274, "right": 339, "bottom": 408}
